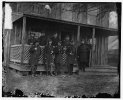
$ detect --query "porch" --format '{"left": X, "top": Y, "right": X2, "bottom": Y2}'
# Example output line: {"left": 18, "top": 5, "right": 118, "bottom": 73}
{"left": 5, "top": 13, "right": 118, "bottom": 72}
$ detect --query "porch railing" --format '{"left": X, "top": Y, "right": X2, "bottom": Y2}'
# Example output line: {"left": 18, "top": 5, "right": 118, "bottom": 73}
{"left": 10, "top": 44, "right": 67, "bottom": 65}
{"left": 10, "top": 44, "right": 45, "bottom": 64}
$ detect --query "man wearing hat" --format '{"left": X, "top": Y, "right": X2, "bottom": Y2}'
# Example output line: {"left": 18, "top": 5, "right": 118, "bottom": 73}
{"left": 53, "top": 41, "right": 63, "bottom": 75}
{"left": 77, "top": 39, "right": 89, "bottom": 72}
{"left": 62, "top": 35, "right": 71, "bottom": 73}
{"left": 63, "top": 35, "right": 70, "bottom": 47}
{"left": 66, "top": 41, "right": 76, "bottom": 75}
{"left": 29, "top": 40, "right": 41, "bottom": 77}
{"left": 44, "top": 39, "right": 54, "bottom": 76}
{"left": 27, "top": 33, "right": 35, "bottom": 45}
{"left": 51, "top": 32, "right": 59, "bottom": 47}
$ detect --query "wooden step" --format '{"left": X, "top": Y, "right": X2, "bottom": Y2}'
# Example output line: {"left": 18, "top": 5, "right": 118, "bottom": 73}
{"left": 79, "top": 72, "right": 118, "bottom": 76}
{"left": 85, "top": 68, "right": 117, "bottom": 73}
{"left": 92, "top": 65, "right": 117, "bottom": 69}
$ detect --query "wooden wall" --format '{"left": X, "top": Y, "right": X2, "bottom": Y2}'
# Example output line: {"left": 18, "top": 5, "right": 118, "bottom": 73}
{"left": 10, "top": 3, "right": 117, "bottom": 29}
{"left": 10, "top": 20, "right": 23, "bottom": 45}
{"left": 95, "top": 36, "right": 108, "bottom": 65}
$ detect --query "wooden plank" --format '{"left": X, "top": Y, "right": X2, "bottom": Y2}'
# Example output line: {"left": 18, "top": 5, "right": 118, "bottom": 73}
{"left": 98, "top": 36, "right": 101, "bottom": 65}
{"left": 99, "top": 37, "right": 102, "bottom": 65}
{"left": 14, "top": 24, "right": 17, "bottom": 44}
{"left": 105, "top": 36, "right": 108, "bottom": 64}
{"left": 102, "top": 36, "right": 104, "bottom": 65}
{"left": 91, "top": 28, "right": 95, "bottom": 67}
{"left": 96, "top": 37, "right": 99, "bottom": 65}
{"left": 77, "top": 25, "right": 80, "bottom": 41}
{"left": 21, "top": 17, "right": 26, "bottom": 65}
{"left": 101, "top": 37, "right": 103, "bottom": 65}
{"left": 104, "top": 36, "right": 107, "bottom": 65}
{"left": 7, "top": 30, "right": 11, "bottom": 64}
{"left": 95, "top": 38, "right": 97, "bottom": 64}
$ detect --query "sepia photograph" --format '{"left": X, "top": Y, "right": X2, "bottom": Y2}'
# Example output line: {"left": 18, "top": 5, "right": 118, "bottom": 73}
{"left": 2, "top": 1, "right": 120, "bottom": 98}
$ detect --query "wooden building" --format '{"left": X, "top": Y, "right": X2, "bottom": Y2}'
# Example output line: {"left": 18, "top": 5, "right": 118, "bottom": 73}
{"left": 3, "top": 3, "right": 118, "bottom": 72}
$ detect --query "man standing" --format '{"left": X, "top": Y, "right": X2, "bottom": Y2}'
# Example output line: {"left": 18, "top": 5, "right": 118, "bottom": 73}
{"left": 51, "top": 32, "right": 59, "bottom": 47}
{"left": 39, "top": 30, "right": 47, "bottom": 46}
{"left": 77, "top": 39, "right": 89, "bottom": 72}
{"left": 27, "top": 33, "right": 35, "bottom": 45}
{"left": 54, "top": 41, "right": 63, "bottom": 75}
{"left": 66, "top": 41, "right": 76, "bottom": 75}
{"left": 29, "top": 41, "right": 41, "bottom": 76}
{"left": 62, "top": 35, "right": 71, "bottom": 73}
{"left": 44, "top": 39, "right": 54, "bottom": 76}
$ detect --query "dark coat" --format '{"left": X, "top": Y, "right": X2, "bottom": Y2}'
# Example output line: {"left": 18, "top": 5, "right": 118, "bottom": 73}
{"left": 39, "top": 36, "right": 47, "bottom": 46}
{"left": 44, "top": 45, "right": 54, "bottom": 65}
{"left": 62, "top": 40, "right": 70, "bottom": 47}
{"left": 51, "top": 37, "right": 59, "bottom": 47}
{"left": 77, "top": 43, "right": 89, "bottom": 62}
{"left": 54, "top": 46, "right": 63, "bottom": 64}
{"left": 29, "top": 45, "right": 41, "bottom": 66}
{"left": 27, "top": 37, "right": 35, "bottom": 45}
{"left": 66, "top": 46, "right": 76, "bottom": 64}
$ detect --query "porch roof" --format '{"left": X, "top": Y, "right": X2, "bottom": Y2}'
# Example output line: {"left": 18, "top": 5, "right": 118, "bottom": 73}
{"left": 12, "top": 12, "right": 118, "bottom": 36}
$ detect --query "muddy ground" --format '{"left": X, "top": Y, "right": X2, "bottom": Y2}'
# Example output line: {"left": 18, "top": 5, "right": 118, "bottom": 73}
{"left": 3, "top": 69, "right": 119, "bottom": 97}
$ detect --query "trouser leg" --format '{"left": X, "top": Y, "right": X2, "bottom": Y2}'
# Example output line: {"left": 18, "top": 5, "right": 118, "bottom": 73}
{"left": 68, "top": 64, "right": 70, "bottom": 74}
{"left": 31, "top": 65, "right": 34, "bottom": 75}
{"left": 49, "top": 64, "right": 53, "bottom": 75}
{"left": 45, "top": 64, "right": 49, "bottom": 75}
{"left": 57, "top": 64, "right": 62, "bottom": 74}
{"left": 79, "top": 62, "right": 82, "bottom": 71}
{"left": 82, "top": 62, "right": 85, "bottom": 72}
{"left": 55, "top": 63, "right": 58, "bottom": 74}
{"left": 31, "top": 65, "right": 37, "bottom": 75}
{"left": 70, "top": 64, "right": 73, "bottom": 75}
{"left": 34, "top": 65, "right": 37, "bottom": 74}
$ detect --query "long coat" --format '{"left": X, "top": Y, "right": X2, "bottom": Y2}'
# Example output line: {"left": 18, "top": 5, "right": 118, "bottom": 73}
{"left": 77, "top": 43, "right": 89, "bottom": 62}
{"left": 54, "top": 46, "right": 63, "bottom": 64}
{"left": 66, "top": 46, "right": 76, "bottom": 64}
{"left": 29, "top": 45, "right": 41, "bottom": 66}
{"left": 44, "top": 45, "right": 54, "bottom": 65}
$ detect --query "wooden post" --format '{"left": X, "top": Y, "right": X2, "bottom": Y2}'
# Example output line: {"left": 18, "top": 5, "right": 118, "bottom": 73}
{"left": 105, "top": 36, "right": 108, "bottom": 65}
{"left": 77, "top": 25, "right": 80, "bottom": 41}
{"left": 21, "top": 17, "right": 26, "bottom": 65}
{"left": 97, "top": 37, "right": 100, "bottom": 65}
{"left": 14, "top": 24, "right": 17, "bottom": 44}
{"left": 91, "top": 28, "right": 95, "bottom": 67}
{"left": 4, "top": 29, "right": 11, "bottom": 66}
{"left": 3, "top": 29, "right": 11, "bottom": 92}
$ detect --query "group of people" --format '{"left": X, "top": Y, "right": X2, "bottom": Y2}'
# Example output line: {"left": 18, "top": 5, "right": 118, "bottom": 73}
{"left": 28, "top": 31, "right": 91, "bottom": 77}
